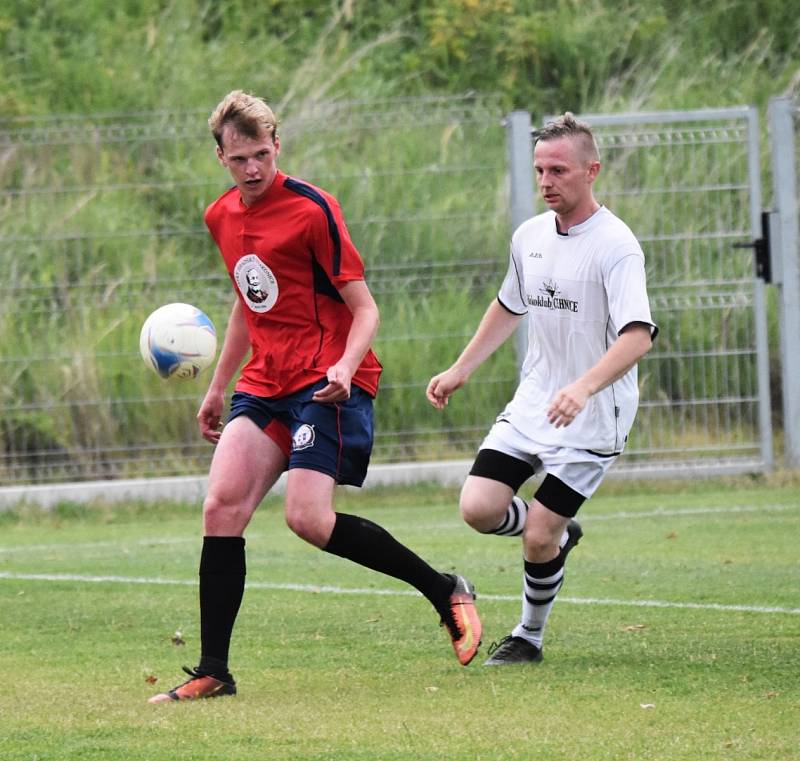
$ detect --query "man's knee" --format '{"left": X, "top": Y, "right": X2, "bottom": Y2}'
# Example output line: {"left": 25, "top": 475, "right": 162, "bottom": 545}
{"left": 283, "top": 469, "right": 337, "bottom": 548}
{"left": 459, "top": 483, "right": 507, "bottom": 533}
{"left": 284, "top": 498, "right": 331, "bottom": 548}
{"left": 522, "top": 526, "right": 560, "bottom": 561}
{"left": 522, "top": 506, "right": 569, "bottom": 562}
{"left": 284, "top": 502, "right": 310, "bottom": 541}
{"left": 203, "top": 491, "right": 251, "bottom": 536}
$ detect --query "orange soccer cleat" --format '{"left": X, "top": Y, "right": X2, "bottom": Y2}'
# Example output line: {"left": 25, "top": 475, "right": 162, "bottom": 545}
{"left": 148, "top": 666, "right": 236, "bottom": 704}
{"left": 440, "top": 573, "right": 482, "bottom": 666}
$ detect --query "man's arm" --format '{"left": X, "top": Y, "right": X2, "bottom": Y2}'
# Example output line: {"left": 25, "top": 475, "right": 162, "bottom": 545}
{"left": 312, "top": 279, "right": 380, "bottom": 404}
{"left": 547, "top": 322, "right": 653, "bottom": 428}
{"left": 426, "top": 299, "right": 523, "bottom": 410}
{"left": 197, "top": 299, "right": 251, "bottom": 443}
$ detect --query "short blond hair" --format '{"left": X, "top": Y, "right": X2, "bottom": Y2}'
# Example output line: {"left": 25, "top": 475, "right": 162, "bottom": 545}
{"left": 534, "top": 112, "right": 599, "bottom": 162}
{"left": 208, "top": 90, "right": 278, "bottom": 148}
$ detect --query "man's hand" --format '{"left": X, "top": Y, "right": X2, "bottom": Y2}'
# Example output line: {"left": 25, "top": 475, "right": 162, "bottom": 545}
{"left": 547, "top": 381, "right": 591, "bottom": 428}
{"left": 426, "top": 367, "right": 468, "bottom": 410}
{"left": 197, "top": 388, "right": 225, "bottom": 443}
{"left": 547, "top": 323, "right": 652, "bottom": 428}
{"left": 312, "top": 362, "right": 353, "bottom": 404}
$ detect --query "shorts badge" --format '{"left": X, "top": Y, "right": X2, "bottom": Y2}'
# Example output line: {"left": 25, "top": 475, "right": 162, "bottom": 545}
{"left": 292, "top": 424, "right": 316, "bottom": 451}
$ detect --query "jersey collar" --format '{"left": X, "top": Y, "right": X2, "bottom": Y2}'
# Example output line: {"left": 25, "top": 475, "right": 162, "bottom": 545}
{"left": 555, "top": 205, "right": 606, "bottom": 236}
{"left": 238, "top": 170, "right": 286, "bottom": 210}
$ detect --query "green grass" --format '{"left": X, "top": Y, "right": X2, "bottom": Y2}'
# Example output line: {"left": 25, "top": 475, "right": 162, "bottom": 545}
{"left": 1, "top": 478, "right": 799, "bottom": 760}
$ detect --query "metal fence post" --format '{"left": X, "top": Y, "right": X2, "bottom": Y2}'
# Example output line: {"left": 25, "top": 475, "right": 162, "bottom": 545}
{"left": 505, "top": 111, "right": 535, "bottom": 373}
{"left": 768, "top": 97, "right": 800, "bottom": 467}
{"left": 745, "top": 107, "right": 774, "bottom": 470}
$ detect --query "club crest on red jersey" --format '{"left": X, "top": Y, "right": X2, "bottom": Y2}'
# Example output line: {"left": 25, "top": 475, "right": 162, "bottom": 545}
{"left": 234, "top": 254, "right": 279, "bottom": 312}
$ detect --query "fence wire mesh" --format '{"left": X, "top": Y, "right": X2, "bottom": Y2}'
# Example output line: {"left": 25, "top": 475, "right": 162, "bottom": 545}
{"left": 0, "top": 94, "right": 513, "bottom": 485}
{"left": 568, "top": 111, "right": 769, "bottom": 474}
{"left": 0, "top": 97, "right": 772, "bottom": 486}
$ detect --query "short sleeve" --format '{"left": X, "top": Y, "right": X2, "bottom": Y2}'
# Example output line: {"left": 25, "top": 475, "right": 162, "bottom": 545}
{"left": 606, "top": 252, "right": 658, "bottom": 339}
{"left": 307, "top": 196, "right": 365, "bottom": 287}
{"left": 497, "top": 237, "right": 528, "bottom": 315}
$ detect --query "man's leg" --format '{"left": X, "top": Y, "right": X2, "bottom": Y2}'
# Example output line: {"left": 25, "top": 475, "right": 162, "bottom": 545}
{"left": 459, "top": 475, "right": 522, "bottom": 534}
{"left": 284, "top": 468, "right": 482, "bottom": 665}
{"left": 485, "top": 474, "right": 584, "bottom": 666}
{"left": 459, "top": 449, "right": 537, "bottom": 536}
{"left": 149, "top": 417, "right": 287, "bottom": 703}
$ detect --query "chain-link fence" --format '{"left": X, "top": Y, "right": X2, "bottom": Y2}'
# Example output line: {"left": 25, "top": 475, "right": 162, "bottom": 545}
{"left": 2, "top": 95, "right": 795, "bottom": 491}
{"left": 0, "top": 94, "right": 514, "bottom": 485}
{"left": 551, "top": 108, "right": 773, "bottom": 476}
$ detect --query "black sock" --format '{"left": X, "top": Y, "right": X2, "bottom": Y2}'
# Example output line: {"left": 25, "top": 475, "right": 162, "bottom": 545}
{"left": 323, "top": 513, "right": 454, "bottom": 610}
{"left": 197, "top": 536, "right": 246, "bottom": 678}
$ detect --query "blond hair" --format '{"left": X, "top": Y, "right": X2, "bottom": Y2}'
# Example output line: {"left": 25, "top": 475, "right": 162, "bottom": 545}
{"left": 534, "top": 112, "right": 600, "bottom": 162}
{"left": 208, "top": 90, "right": 278, "bottom": 148}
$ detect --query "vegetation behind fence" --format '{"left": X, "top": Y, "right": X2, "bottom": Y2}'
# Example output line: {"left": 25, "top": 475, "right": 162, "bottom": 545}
{"left": 2, "top": 1, "right": 798, "bottom": 485}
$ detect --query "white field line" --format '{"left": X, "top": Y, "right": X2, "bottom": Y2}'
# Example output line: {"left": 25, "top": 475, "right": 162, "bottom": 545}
{"left": 0, "top": 536, "right": 200, "bottom": 555}
{"left": 1, "top": 501, "right": 797, "bottom": 617}
{"left": 582, "top": 502, "right": 800, "bottom": 522}
{"left": 1, "top": 571, "right": 798, "bottom": 616}
{"left": 400, "top": 501, "right": 800, "bottom": 530}
{"left": 0, "top": 501, "right": 797, "bottom": 556}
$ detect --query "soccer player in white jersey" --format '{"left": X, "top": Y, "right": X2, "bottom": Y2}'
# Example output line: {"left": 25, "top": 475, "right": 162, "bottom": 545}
{"left": 426, "top": 112, "right": 657, "bottom": 665}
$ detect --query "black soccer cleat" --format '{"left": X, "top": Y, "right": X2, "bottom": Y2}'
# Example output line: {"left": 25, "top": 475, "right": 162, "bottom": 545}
{"left": 483, "top": 635, "right": 543, "bottom": 666}
{"left": 562, "top": 518, "right": 583, "bottom": 559}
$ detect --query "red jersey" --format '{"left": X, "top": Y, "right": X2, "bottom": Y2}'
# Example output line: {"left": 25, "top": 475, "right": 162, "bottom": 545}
{"left": 204, "top": 171, "right": 382, "bottom": 398}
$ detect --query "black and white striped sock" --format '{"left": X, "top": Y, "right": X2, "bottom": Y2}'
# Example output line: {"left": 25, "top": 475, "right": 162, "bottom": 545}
{"left": 488, "top": 495, "right": 529, "bottom": 536}
{"left": 512, "top": 525, "right": 571, "bottom": 648}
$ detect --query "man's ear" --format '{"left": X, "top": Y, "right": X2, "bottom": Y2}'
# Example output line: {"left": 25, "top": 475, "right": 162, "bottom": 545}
{"left": 216, "top": 145, "right": 226, "bottom": 166}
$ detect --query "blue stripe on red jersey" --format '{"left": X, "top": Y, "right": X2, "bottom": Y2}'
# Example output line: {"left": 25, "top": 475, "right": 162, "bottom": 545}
{"left": 284, "top": 177, "right": 342, "bottom": 276}
{"left": 312, "top": 258, "right": 344, "bottom": 303}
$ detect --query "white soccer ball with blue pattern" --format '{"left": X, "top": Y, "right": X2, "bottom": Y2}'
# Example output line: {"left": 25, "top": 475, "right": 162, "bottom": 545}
{"left": 139, "top": 303, "right": 217, "bottom": 380}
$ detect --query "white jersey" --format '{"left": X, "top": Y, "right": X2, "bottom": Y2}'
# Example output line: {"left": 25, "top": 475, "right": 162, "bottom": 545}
{"left": 497, "top": 206, "right": 656, "bottom": 455}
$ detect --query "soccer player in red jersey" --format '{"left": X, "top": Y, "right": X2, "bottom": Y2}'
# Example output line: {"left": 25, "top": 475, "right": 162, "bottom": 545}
{"left": 149, "top": 91, "right": 481, "bottom": 703}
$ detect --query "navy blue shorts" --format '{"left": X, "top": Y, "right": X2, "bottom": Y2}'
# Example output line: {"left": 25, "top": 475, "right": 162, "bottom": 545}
{"left": 226, "top": 379, "right": 374, "bottom": 487}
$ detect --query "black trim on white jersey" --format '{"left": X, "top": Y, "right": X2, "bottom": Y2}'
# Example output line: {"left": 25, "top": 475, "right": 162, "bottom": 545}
{"left": 619, "top": 318, "right": 659, "bottom": 342}
{"left": 509, "top": 246, "right": 527, "bottom": 308}
{"left": 497, "top": 295, "right": 527, "bottom": 316}
{"left": 585, "top": 448, "right": 621, "bottom": 458}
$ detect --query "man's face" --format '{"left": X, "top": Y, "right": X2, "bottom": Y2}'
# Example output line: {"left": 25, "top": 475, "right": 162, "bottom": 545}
{"left": 533, "top": 136, "right": 599, "bottom": 220}
{"left": 217, "top": 124, "right": 280, "bottom": 206}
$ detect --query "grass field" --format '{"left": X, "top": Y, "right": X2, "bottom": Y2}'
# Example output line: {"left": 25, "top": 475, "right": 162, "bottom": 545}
{"left": 0, "top": 477, "right": 798, "bottom": 760}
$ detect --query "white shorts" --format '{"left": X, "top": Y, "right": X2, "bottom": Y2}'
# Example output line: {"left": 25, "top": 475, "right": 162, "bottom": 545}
{"left": 479, "top": 420, "right": 618, "bottom": 498}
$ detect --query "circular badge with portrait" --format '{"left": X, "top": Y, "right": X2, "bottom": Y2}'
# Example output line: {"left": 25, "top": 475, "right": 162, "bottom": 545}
{"left": 234, "top": 254, "right": 279, "bottom": 313}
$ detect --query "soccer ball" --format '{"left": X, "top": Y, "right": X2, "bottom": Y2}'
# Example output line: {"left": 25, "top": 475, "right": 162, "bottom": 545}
{"left": 139, "top": 303, "right": 217, "bottom": 380}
